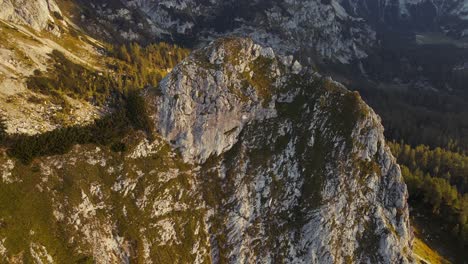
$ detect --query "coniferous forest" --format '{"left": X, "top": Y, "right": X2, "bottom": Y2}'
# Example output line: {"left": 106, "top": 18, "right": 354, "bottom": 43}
{"left": 26, "top": 43, "right": 189, "bottom": 105}
{"left": 389, "top": 142, "right": 468, "bottom": 247}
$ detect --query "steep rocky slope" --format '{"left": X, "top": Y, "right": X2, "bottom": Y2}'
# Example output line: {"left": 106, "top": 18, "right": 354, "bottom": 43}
{"left": 0, "top": 0, "right": 62, "bottom": 32}
{"left": 0, "top": 37, "right": 414, "bottom": 263}
{"left": 0, "top": 0, "right": 107, "bottom": 135}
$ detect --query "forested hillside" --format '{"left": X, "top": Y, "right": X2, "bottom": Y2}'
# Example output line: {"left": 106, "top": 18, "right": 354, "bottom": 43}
{"left": 26, "top": 43, "right": 189, "bottom": 105}
{"left": 389, "top": 142, "right": 467, "bottom": 261}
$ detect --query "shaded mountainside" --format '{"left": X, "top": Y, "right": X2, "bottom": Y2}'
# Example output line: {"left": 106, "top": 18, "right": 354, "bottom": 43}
{"left": 62, "top": 0, "right": 468, "bottom": 62}
{"left": 0, "top": 37, "right": 414, "bottom": 263}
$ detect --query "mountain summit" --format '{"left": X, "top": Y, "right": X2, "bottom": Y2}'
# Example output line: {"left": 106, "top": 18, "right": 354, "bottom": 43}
{"left": 146, "top": 37, "right": 414, "bottom": 263}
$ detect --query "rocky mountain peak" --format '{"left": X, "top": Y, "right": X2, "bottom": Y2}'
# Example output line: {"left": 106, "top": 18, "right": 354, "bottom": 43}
{"left": 141, "top": 37, "right": 414, "bottom": 262}
{"left": 148, "top": 37, "right": 287, "bottom": 163}
{"left": 0, "top": 0, "right": 462, "bottom": 260}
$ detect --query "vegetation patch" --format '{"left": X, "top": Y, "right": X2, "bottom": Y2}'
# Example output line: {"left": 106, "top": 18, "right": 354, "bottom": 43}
{"left": 10, "top": 41, "right": 190, "bottom": 164}
{"left": 0, "top": 126, "right": 204, "bottom": 263}
{"left": 1, "top": 92, "right": 153, "bottom": 164}
{"left": 389, "top": 142, "right": 467, "bottom": 248}
{"left": 0, "top": 163, "right": 86, "bottom": 263}
{"left": 110, "top": 42, "right": 190, "bottom": 90}
{"left": 0, "top": 115, "right": 7, "bottom": 143}
{"left": 191, "top": 49, "right": 218, "bottom": 71}
{"left": 220, "top": 37, "right": 244, "bottom": 66}
{"left": 27, "top": 50, "right": 115, "bottom": 104}
{"left": 356, "top": 220, "right": 382, "bottom": 263}
{"left": 26, "top": 42, "right": 189, "bottom": 105}
{"left": 329, "top": 92, "right": 367, "bottom": 146}
{"left": 125, "top": 90, "right": 154, "bottom": 136}
{"left": 413, "top": 237, "right": 450, "bottom": 264}
{"left": 243, "top": 56, "right": 276, "bottom": 107}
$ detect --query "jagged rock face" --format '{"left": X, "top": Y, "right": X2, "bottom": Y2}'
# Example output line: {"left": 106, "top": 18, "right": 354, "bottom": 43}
{"left": 149, "top": 38, "right": 279, "bottom": 163}
{"left": 148, "top": 37, "right": 414, "bottom": 262}
{"left": 200, "top": 96, "right": 412, "bottom": 262}
{"left": 0, "top": 38, "right": 413, "bottom": 263}
{"left": 0, "top": 136, "right": 212, "bottom": 263}
{"left": 0, "top": 0, "right": 62, "bottom": 31}
{"left": 123, "top": 0, "right": 375, "bottom": 63}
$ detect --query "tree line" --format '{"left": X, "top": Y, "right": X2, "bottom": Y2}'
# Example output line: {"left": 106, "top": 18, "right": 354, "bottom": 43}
{"left": 109, "top": 42, "right": 189, "bottom": 93}
{"left": 389, "top": 142, "right": 467, "bottom": 194}
{"left": 0, "top": 115, "right": 7, "bottom": 144}
{"left": 389, "top": 142, "right": 468, "bottom": 246}
{"left": 26, "top": 42, "right": 189, "bottom": 106}
{"left": 5, "top": 41, "right": 190, "bottom": 163}
{"left": 0, "top": 91, "right": 153, "bottom": 164}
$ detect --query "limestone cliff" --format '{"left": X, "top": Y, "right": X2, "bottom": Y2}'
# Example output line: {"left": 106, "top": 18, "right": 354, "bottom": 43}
{"left": 148, "top": 37, "right": 414, "bottom": 263}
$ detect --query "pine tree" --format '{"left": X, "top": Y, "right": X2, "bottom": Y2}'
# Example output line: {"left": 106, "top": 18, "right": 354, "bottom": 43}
{"left": 0, "top": 115, "right": 7, "bottom": 142}
{"left": 119, "top": 45, "right": 131, "bottom": 63}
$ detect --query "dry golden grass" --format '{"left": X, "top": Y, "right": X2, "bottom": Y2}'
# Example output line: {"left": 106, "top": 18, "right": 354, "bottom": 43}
{"left": 413, "top": 231, "right": 451, "bottom": 264}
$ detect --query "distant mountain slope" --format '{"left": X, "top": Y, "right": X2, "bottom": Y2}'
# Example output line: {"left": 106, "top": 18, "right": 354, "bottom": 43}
{"left": 0, "top": 0, "right": 188, "bottom": 136}
{"left": 65, "top": 0, "right": 467, "bottom": 63}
